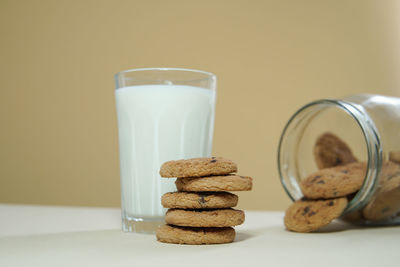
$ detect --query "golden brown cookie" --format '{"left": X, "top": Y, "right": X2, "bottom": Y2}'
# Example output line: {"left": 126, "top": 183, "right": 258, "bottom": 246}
{"left": 314, "top": 132, "right": 358, "bottom": 169}
{"left": 161, "top": 192, "right": 238, "bottom": 209}
{"left": 156, "top": 225, "right": 235, "bottom": 245}
{"left": 160, "top": 157, "right": 237, "bottom": 178}
{"left": 362, "top": 188, "right": 400, "bottom": 221}
{"left": 378, "top": 161, "right": 400, "bottom": 189}
{"left": 362, "top": 161, "right": 400, "bottom": 221}
{"left": 165, "top": 208, "right": 245, "bottom": 227}
{"left": 284, "top": 197, "right": 348, "bottom": 233}
{"left": 175, "top": 175, "right": 252, "bottom": 192}
{"left": 389, "top": 151, "right": 400, "bottom": 165}
{"left": 300, "top": 162, "right": 367, "bottom": 199}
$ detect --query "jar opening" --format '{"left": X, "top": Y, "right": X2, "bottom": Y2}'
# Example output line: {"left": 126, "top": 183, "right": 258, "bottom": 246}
{"left": 278, "top": 99, "right": 382, "bottom": 214}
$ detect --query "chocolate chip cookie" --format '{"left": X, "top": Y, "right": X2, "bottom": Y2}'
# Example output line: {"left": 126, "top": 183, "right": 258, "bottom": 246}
{"left": 161, "top": 192, "right": 238, "bottom": 209}
{"left": 160, "top": 157, "right": 237, "bottom": 178}
{"left": 175, "top": 175, "right": 252, "bottom": 192}
{"left": 156, "top": 225, "right": 235, "bottom": 245}
{"left": 284, "top": 197, "right": 348, "bottom": 233}
{"left": 389, "top": 151, "right": 400, "bottom": 165}
{"left": 165, "top": 208, "right": 245, "bottom": 227}
{"left": 300, "top": 162, "right": 367, "bottom": 199}
{"left": 314, "top": 132, "right": 358, "bottom": 169}
{"left": 362, "top": 161, "right": 400, "bottom": 221}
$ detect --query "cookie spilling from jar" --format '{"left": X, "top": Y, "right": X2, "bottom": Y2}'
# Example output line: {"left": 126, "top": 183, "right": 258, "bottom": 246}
{"left": 284, "top": 132, "right": 400, "bottom": 233}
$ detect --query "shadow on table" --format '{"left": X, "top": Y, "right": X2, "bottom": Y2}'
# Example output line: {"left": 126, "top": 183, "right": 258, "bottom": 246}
{"left": 246, "top": 224, "right": 359, "bottom": 235}
{"left": 237, "top": 220, "right": 400, "bottom": 237}
{"left": 235, "top": 232, "right": 255, "bottom": 242}
{"left": 314, "top": 220, "right": 360, "bottom": 233}
{"left": 240, "top": 221, "right": 363, "bottom": 236}
{"left": 316, "top": 220, "right": 400, "bottom": 233}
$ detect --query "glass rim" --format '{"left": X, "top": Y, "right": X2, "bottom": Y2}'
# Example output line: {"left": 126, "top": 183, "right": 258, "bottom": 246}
{"left": 114, "top": 67, "right": 216, "bottom": 80}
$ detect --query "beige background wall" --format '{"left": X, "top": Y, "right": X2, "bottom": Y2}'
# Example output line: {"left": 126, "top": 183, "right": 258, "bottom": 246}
{"left": 1, "top": 0, "right": 399, "bottom": 210}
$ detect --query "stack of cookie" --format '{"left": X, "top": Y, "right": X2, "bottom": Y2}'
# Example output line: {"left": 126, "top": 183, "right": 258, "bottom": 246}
{"left": 284, "top": 132, "right": 400, "bottom": 232}
{"left": 156, "top": 157, "right": 253, "bottom": 245}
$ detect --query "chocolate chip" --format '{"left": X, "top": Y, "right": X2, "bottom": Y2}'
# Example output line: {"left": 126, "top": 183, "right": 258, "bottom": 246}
{"left": 199, "top": 195, "right": 206, "bottom": 204}
{"left": 210, "top": 159, "right": 217, "bottom": 163}
{"left": 316, "top": 180, "right": 325, "bottom": 184}
{"left": 309, "top": 211, "right": 316, "bottom": 216}
{"left": 328, "top": 201, "right": 334, "bottom": 206}
{"left": 341, "top": 170, "right": 349, "bottom": 174}
{"left": 311, "top": 175, "right": 321, "bottom": 183}
{"left": 335, "top": 158, "right": 343, "bottom": 165}
{"left": 302, "top": 206, "right": 310, "bottom": 215}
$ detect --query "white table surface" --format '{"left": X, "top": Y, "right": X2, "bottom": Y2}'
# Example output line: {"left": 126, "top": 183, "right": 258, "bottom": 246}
{"left": 0, "top": 204, "right": 398, "bottom": 267}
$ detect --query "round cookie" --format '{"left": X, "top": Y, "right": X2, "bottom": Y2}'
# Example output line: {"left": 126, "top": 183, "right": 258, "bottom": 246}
{"left": 389, "top": 151, "right": 400, "bottom": 165}
{"left": 161, "top": 192, "right": 238, "bottom": 209}
{"left": 362, "top": 187, "right": 400, "bottom": 221}
{"left": 175, "top": 175, "right": 252, "bottom": 192}
{"left": 165, "top": 208, "right": 245, "bottom": 227}
{"left": 362, "top": 161, "right": 400, "bottom": 221}
{"left": 314, "top": 132, "right": 358, "bottom": 169}
{"left": 300, "top": 162, "right": 367, "bottom": 199}
{"left": 378, "top": 161, "right": 400, "bottom": 189}
{"left": 284, "top": 197, "right": 348, "bottom": 233}
{"left": 156, "top": 225, "right": 235, "bottom": 245}
{"left": 160, "top": 157, "right": 237, "bottom": 178}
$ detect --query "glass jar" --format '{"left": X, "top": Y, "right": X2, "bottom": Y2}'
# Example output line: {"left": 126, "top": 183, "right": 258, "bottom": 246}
{"left": 278, "top": 94, "right": 400, "bottom": 225}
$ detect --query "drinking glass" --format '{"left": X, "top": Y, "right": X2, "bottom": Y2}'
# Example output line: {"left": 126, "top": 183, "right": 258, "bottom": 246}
{"left": 115, "top": 68, "right": 217, "bottom": 233}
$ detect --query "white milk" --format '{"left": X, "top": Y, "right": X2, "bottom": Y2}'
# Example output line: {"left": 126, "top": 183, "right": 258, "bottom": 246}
{"left": 115, "top": 85, "right": 216, "bottom": 219}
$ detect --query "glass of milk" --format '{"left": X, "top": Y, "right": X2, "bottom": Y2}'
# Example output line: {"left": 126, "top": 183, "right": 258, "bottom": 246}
{"left": 114, "top": 68, "right": 217, "bottom": 233}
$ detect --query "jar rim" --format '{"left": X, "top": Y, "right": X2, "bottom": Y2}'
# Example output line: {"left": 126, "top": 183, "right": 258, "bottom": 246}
{"left": 277, "top": 99, "right": 382, "bottom": 214}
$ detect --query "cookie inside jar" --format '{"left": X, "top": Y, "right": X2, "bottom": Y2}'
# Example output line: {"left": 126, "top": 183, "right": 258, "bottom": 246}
{"left": 278, "top": 95, "right": 400, "bottom": 232}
